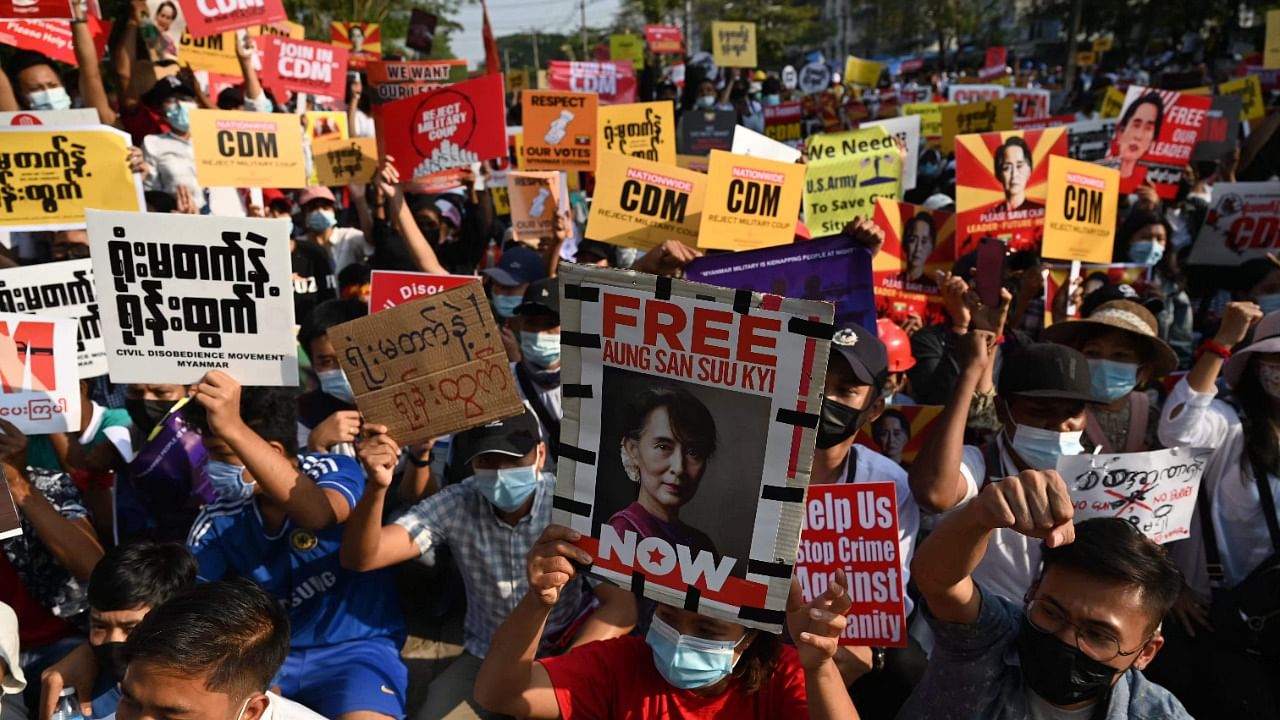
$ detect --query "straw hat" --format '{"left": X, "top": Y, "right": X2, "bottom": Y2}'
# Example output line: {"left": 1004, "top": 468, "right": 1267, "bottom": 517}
{"left": 1042, "top": 299, "right": 1178, "bottom": 379}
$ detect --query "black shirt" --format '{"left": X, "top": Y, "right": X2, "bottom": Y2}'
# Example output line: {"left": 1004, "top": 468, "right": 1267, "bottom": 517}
{"left": 291, "top": 238, "right": 337, "bottom": 324}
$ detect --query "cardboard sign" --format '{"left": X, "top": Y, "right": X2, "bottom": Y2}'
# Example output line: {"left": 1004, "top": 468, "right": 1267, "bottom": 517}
{"left": 553, "top": 263, "right": 833, "bottom": 632}
{"left": 1043, "top": 155, "right": 1119, "bottom": 263}
{"left": 1191, "top": 95, "right": 1242, "bottom": 163}
{"left": 871, "top": 199, "right": 955, "bottom": 328}
{"left": 1006, "top": 87, "right": 1051, "bottom": 119}
{"left": 87, "top": 210, "right": 297, "bottom": 386}
{"left": 645, "top": 24, "right": 683, "bottom": 54}
{"left": 190, "top": 109, "right": 305, "bottom": 188}
{"left": 586, "top": 155, "right": 705, "bottom": 251}
{"left": 312, "top": 137, "right": 378, "bottom": 186}
{"left": 678, "top": 109, "right": 736, "bottom": 155}
{"left": 764, "top": 102, "right": 803, "bottom": 148}
{"left": 0, "top": 259, "right": 105, "bottom": 378}
{"left": 1217, "top": 75, "right": 1265, "bottom": 122}
{"left": 1056, "top": 447, "right": 1209, "bottom": 544}
{"left": 984, "top": 46, "right": 1007, "bottom": 71}
{"left": 1076, "top": 51, "right": 1096, "bottom": 66}
{"left": 381, "top": 72, "right": 508, "bottom": 180}
{"left": 329, "top": 282, "right": 523, "bottom": 446}
{"left": 520, "top": 91, "right": 597, "bottom": 172}
{"left": 845, "top": 56, "right": 881, "bottom": 86}
{"left": 955, "top": 127, "right": 1067, "bottom": 255}
{"left": 711, "top": 21, "right": 756, "bottom": 67}
{"left": 610, "top": 33, "right": 643, "bottom": 69}
{"left": 406, "top": 9, "right": 436, "bottom": 53}
{"left": 368, "top": 270, "right": 476, "bottom": 313}
{"left": 0, "top": 109, "right": 99, "bottom": 126}
{"left": 863, "top": 114, "right": 921, "bottom": 191}
{"left": 0, "top": 15, "right": 108, "bottom": 67}
{"left": 598, "top": 101, "right": 676, "bottom": 166}
{"left": 843, "top": 88, "right": 899, "bottom": 125}
{"left": 1066, "top": 117, "right": 1118, "bottom": 162}
{"left": 1043, "top": 262, "right": 1149, "bottom": 328}
{"left": 698, "top": 150, "right": 804, "bottom": 251}
{"left": 1098, "top": 86, "right": 1125, "bottom": 118}
{"left": 940, "top": 98, "right": 1015, "bottom": 154}
{"left": 731, "top": 125, "right": 801, "bottom": 163}
{"left": 1104, "top": 86, "right": 1211, "bottom": 198}
{"left": 366, "top": 60, "right": 468, "bottom": 105}
{"left": 1186, "top": 182, "right": 1280, "bottom": 266}
{"left": 0, "top": 313, "right": 79, "bottom": 434}
{"left": 947, "top": 84, "right": 1005, "bottom": 104}
{"left": 853, "top": 404, "right": 945, "bottom": 470}
{"left": 796, "top": 483, "right": 906, "bottom": 646}
{"left": 903, "top": 102, "right": 951, "bottom": 147}
{"left": 0, "top": 125, "right": 144, "bottom": 232}
{"left": 255, "top": 36, "right": 349, "bottom": 99}
{"left": 303, "top": 111, "right": 347, "bottom": 143}
{"left": 507, "top": 171, "right": 566, "bottom": 241}
{"left": 178, "top": 0, "right": 284, "bottom": 37}
{"left": 177, "top": 29, "right": 240, "bottom": 75}
{"left": 1267, "top": 10, "right": 1280, "bottom": 69}
{"left": 803, "top": 127, "right": 901, "bottom": 237}
{"left": 546, "top": 61, "right": 637, "bottom": 105}
{"left": 330, "top": 21, "right": 380, "bottom": 66}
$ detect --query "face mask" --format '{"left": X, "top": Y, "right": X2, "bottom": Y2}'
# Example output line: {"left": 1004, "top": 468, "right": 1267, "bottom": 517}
{"left": 520, "top": 331, "right": 560, "bottom": 368}
{"left": 126, "top": 398, "right": 173, "bottom": 436}
{"left": 646, "top": 613, "right": 745, "bottom": 690}
{"left": 28, "top": 86, "right": 71, "bottom": 111}
{"left": 474, "top": 463, "right": 539, "bottom": 512}
{"left": 1009, "top": 423, "right": 1084, "bottom": 470}
{"left": 816, "top": 397, "right": 869, "bottom": 449}
{"left": 695, "top": 95, "right": 716, "bottom": 109}
{"left": 1087, "top": 359, "right": 1139, "bottom": 401}
{"left": 1255, "top": 293, "right": 1280, "bottom": 315}
{"left": 91, "top": 640, "right": 129, "bottom": 683}
{"left": 1257, "top": 361, "right": 1280, "bottom": 400}
{"left": 317, "top": 368, "right": 355, "bottom": 404}
{"left": 762, "top": 94, "right": 781, "bottom": 106}
{"left": 491, "top": 294, "right": 522, "bottom": 319}
{"left": 1016, "top": 615, "right": 1121, "bottom": 706}
{"left": 306, "top": 209, "right": 338, "bottom": 232}
{"left": 1127, "top": 240, "right": 1164, "bottom": 266}
{"left": 206, "top": 459, "right": 256, "bottom": 503}
{"left": 165, "top": 101, "right": 193, "bottom": 133}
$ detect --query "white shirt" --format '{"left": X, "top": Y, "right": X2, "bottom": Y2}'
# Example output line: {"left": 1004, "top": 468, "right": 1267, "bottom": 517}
{"left": 1026, "top": 688, "right": 1096, "bottom": 720}
{"left": 323, "top": 226, "right": 372, "bottom": 275}
{"left": 352, "top": 109, "right": 376, "bottom": 138}
{"left": 839, "top": 445, "right": 920, "bottom": 616}
{"left": 954, "top": 436, "right": 1042, "bottom": 602}
{"left": 142, "top": 132, "right": 204, "bottom": 210}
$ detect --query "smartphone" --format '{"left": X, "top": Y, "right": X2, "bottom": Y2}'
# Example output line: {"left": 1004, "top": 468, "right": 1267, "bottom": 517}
{"left": 976, "top": 236, "right": 1006, "bottom": 307}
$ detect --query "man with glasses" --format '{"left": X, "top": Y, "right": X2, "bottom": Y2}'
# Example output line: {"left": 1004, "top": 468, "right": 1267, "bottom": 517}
{"left": 902, "top": 468, "right": 1191, "bottom": 718}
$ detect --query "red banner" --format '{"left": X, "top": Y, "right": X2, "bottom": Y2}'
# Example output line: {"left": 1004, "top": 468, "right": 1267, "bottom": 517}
{"left": 369, "top": 271, "right": 477, "bottom": 313}
{"left": 178, "top": 0, "right": 285, "bottom": 38}
{"left": 0, "top": 0, "right": 72, "bottom": 19}
{"left": 381, "top": 72, "right": 508, "bottom": 180}
{"left": 254, "top": 36, "right": 348, "bottom": 99}
{"left": 546, "top": 60, "right": 637, "bottom": 105}
{"left": 0, "top": 14, "right": 108, "bottom": 66}
{"left": 1105, "top": 86, "right": 1212, "bottom": 199}
{"left": 872, "top": 199, "right": 956, "bottom": 328}
{"left": 644, "top": 24, "right": 683, "bottom": 54}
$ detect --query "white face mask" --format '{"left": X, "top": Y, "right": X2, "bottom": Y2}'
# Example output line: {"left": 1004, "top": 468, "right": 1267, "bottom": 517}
{"left": 27, "top": 86, "right": 72, "bottom": 111}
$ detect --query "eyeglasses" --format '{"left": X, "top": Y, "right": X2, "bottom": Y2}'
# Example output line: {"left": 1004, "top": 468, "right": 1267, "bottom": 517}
{"left": 1025, "top": 597, "right": 1150, "bottom": 662}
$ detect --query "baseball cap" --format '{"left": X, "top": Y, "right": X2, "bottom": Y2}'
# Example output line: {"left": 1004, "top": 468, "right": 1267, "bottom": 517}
{"left": 574, "top": 239, "right": 617, "bottom": 265}
{"left": 454, "top": 408, "right": 541, "bottom": 464}
{"left": 515, "top": 277, "right": 559, "bottom": 318}
{"left": 261, "top": 188, "right": 291, "bottom": 213}
{"left": 143, "top": 74, "right": 197, "bottom": 108}
{"left": 482, "top": 246, "right": 546, "bottom": 287}
{"left": 829, "top": 322, "right": 888, "bottom": 389}
{"left": 998, "top": 342, "right": 1099, "bottom": 403}
{"left": 298, "top": 186, "right": 336, "bottom": 208}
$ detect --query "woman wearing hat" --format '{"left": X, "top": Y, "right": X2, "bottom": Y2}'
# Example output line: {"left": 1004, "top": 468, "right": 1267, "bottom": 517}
{"left": 1043, "top": 299, "right": 1178, "bottom": 453}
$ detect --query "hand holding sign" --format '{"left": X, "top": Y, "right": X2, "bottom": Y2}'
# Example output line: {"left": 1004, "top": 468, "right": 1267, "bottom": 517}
{"left": 527, "top": 524, "right": 592, "bottom": 607}
{"left": 788, "top": 568, "right": 855, "bottom": 671}
{"left": 0, "top": 418, "right": 29, "bottom": 470}
{"left": 192, "top": 369, "right": 247, "bottom": 440}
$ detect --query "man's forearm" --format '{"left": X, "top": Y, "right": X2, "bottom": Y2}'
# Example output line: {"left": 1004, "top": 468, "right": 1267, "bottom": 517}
{"left": 910, "top": 500, "right": 992, "bottom": 624}
{"left": 475, "top": 592, "right": 553, "bottom": 714}
{"left": 339, "top": 484, "right": 388, "bottom": 570}
{"left": 222, "top": 423, "right": 336, "bottom": 530}
{"left": 806, "top": 661, "right": 860, "bottom": 720}
{"left": 909, "top": 363, "right": 983, "bottom": 512}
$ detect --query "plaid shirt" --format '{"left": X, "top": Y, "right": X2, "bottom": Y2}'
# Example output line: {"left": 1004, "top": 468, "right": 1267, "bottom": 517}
{"left": 393, "top": 472, "right": 591, "bottom": 658}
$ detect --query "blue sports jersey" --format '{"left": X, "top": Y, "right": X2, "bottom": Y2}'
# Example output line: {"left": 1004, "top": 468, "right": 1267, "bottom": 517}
{"left": 187, "top": 453, "right": 406, "bottom": 649}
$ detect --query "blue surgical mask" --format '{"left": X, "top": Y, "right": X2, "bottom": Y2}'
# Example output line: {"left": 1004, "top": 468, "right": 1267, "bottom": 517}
{"left": 473, "top": 463, "right": 539, "bottom": 511}
{"left": 1256, "top": 293, "right": 1280, "bottom": 315}
{"left": 306, "top": 209, "right": 338, "bottom": 232}
{"left": 491, "top": 294, "right": 522, "bottom": 319}
{"left": 646, "top": 613, "right": 746, "bottom": 690}
{"left": 1087, "top": 358, "right": 1139, "bottom": 401}
{"left": 28, "top": 86, "right": 71, "bottom": 111}
{"left": 762, "top": 94, "right": 781, "bottom": 106}
{"left": 205, "top": 459, "right": 255, "bottom": 502}
{"left": 317, "top": 368, "right": 355, "bottom": 404}
{"left": 1127, "top": 240, "right": 1164, "bottom": 266}
{"left": 165, "top": 101, "right": 192, "bottom": 133}
{"left": 520, "top": 331, "right": 560, "bottom": 368}
{"left": 1008, "top": 424, "right": 1084, "bottom": 470}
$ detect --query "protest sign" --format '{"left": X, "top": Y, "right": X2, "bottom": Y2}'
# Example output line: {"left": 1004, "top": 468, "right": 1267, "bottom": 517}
{"left": 903, "top": 102, "right": 950, "bottom": 148}
{"left": 190, "top": 109, "right": 305, "bottom": 188}
{"left": 520, "top": 90, "right": 597, "bottom": 172}
{"left": 330, "top": 21, "right": 379, "bottom": 67}
{"left": 1043, "top": 262, "right": 1149, "bottom": 327}
{"left": 303, "top": 111, "right": 347, "bottom": 143}
{"left": 955, "top": 127, "right": 1066, "bottom": 255}
{"left": 176, "top": 29, "right": 240, "bottom": 74}
{"left": 586, "top": 155, "right": 705, "bottom": 251}
{"left": 0, "top": 259, "right": 105, "bottom": 378}
{"left": 843, "top": 88, "right": 899, "bottom": 124}
{"left": 1217, "top": 74, "right": 1265, "bottom": 122}
{"left": 329, "top": 282, "right": 523, "bottom": 445}
{"left": 0, "top": 477, "right": 16, "bottom": 539}
{"left": 140, "top": 0, "right": 182, "bottom": 61}
{"left": 0, "top": 125, "right": 144, "bottom": 232}
{"left": 1065, "top": 117, "right": 1118, "bottom": 162}
{"left": 645, "top": 24, "right": 683, "bottom": 54}
{"left": 940, "top": 98, "right": 1015, "bottom": 154}
{"left": 1075, "top": 51, "right": 1096, "bottom": 66}
{"left": 1192, "top": 95, "right": 1242, "bottom": 163}
{"left": 853, "top": 405, "right": 944, "bottom": 470}
{"left": 1005, "top": 87, "right": 1051, "bottom": 119}
{"left": 368, "top": 270, "right": 476, "bottom": 313}
{"left": 598, "top": 101, "right": 675, "bottom": 166}
{"left": 506, "top": 70, "right": 529, "bottom": 94}
{"left": 0, "top": 313, "right": 79, "bottom": 434}
{"left": 698, "top": 150, "right": 804, "bottom": 251}
{"left": 804, "top": 127, "right": 901, "bottom": 237}
{"left": 0, "top": 109, "right": 99, "bottom": 126}
{"left": 947, "top": 84, "right": 1005, "bottom": 104}
{"left": 610, "top": 33, "right": 643, "bottom": 68}
{"left": 1042, "top": 156, "right": 1119, "bottom": 264}
{"left": 1092, "top": 36, "right": 1113, "bottom": 52}
{"left": 554, "top": 263, "right": 833, "bottom": 631}
{"left": 546, "top": 61, "right": 637, "bottom": 105}
{"left": 381, "top": 72, "right": 508, "bottom": 180}
{"left": 731, "top": 125, "right": 801, "bottom": 163}
{"left": 1056, "top": 447, "right": 1209, "bottom": 544}
{"left": 0, "top": 15, "right": 108, "bottom": 66}
{"left": 863, "top": 114, "right": 921, "bottom": 191}
{"left": 366, "top": 60, "right": 468, "bottom": 105}
{"left": 795, "top": 482, "right": 906, "bottom": 645}
{"left": 845, "top": 56, "right": 882, "bottom": 86}
{"left": 711, "top": 21, "right": 755, "bottom": 67}
{"left": 1267, "top": 10, "right": 1280, "bottom": 69}
{"left": 177, "top": 0, "right": 284, "bottom": 37}
{"left": 248, "top": 20, "right": 301, "bottom": 38}
{"left": 872, "top": 199, "right": 955, "bottom": 327}
{"left": 0, "top": 0, "right": 74, "bottom": 19}
{"left": 1099, "top": 86, "right": 1126, "bottom": 118}
{"left": 508, "top": 171, "right": 566, "bottom": 242}
{"left": 406, "top": 9, "right": 436, "bottom": 53}
{"left": 254, "top": 36, "right": 348, "bottom": 99}
{"left": 678, "top": 109, "right": 736, "bottom": 155}
{"left": 984, "top": 46, "right": 1007, "bottom": 72}
{"left": 1014, "top": 114, "right": 1076, "bottom": 131}
{"left": 312, "top": 137, "right": 377, "bottom": 186}
{"left": 1104, "top": 86, "right": 1211, "bottom": 198}
{"left": 86, "top": 210, "right": 296, "bottom": 385}
{"left": 1186, "top": 182, "right": 1280, "bottom": 266}
{"left": 763, "top": 101, "right": 803, "bottom": 148}
{"left": 797, "top": 61, "right": 831, "bottom": 95}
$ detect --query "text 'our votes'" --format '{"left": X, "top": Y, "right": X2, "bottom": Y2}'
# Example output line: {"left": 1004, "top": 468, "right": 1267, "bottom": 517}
{"left": 601, "top": 292, "right": 781, "bottom": 368}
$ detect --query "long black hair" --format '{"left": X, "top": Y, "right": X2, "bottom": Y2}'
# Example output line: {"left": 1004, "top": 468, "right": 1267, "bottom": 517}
{"left": 1232, "top": 356, "right": 1280, "bottom": 479}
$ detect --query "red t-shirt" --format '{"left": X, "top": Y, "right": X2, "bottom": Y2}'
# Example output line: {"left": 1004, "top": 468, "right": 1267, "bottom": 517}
{"left": 0, "top": 552, "right": 72, "bottom": 648}
{"left": 540, "top": 635, "right": 809, "bottom": 719}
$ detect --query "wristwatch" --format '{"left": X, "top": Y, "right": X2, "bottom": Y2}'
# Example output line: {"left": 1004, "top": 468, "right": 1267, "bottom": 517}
{"left": 406, "top": 450, "right": 432, "bottom": 468}
{"left": 871, "top": 647, "right": 887, "bottom": 673}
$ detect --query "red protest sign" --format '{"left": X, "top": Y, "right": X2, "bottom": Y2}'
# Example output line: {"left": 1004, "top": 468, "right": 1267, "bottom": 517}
{"left": 546, "top": 60, "right": 637, "bottom": 105}
{"left": 0, "top": 15, "right": 108, "bottom": 66}
{"left": 872, "top": 198, "right": 956, "bottom": 328}
{"left": 369, "top": 271, "right": 478, "bottom": 313}
{"left": 796, "top": 483, "right": 907, "bottom": 647}
{"left": 984, "top": 46, "right": 1007, "bottom": 70}
{"left": 0, "top": 0, "right": 72, "bottom": 19}
{"left": 381, "top": 72, "right": 508, "bottom": 180}
{"left": 365, "top": 59, "right": 468, "bottom": 105}
{"left": 178, "top": 0, "right": 284, "bottom": 37}
{"left": 645, "top": 24, "right": 683, "bottom": 54}
{"left": 255, "top": 36, "right": 348, "bottom": 99}
{"left": 1105, "top": 86, "right": 1211, "bottom": 199}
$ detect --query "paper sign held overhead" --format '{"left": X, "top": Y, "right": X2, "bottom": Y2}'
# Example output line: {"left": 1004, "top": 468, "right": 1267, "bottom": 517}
{"left": 586, "top": 155, "right": 706, "bottom": 251}
{"left": 731, "top": 125, "right": 802, "bottom": 163}
{"left": 0, "top": 15, "right": 109, "bottom": 67}
{"left": 366, "top": 59, "right": 468, "bottom": 105}
{"left": 178, "top": 0, "right": 285, "bottom": 38}
{"left": 381, "top": 72, "right": 508, "bottom": 181}
{"left": 0, "top": 313, "right": 80, "bottom": 434}
{"left": 803, "top": 127, "right": 902, "bottom": 237}
{"left": 1267, "top": 10, "right": 1280, "bottom": 69}
{"left": 1042, "top": 155, "right": 1119, "bottom": 264}
{"left": 844, "top": 56, "right": 882, "bottom": 86}
{"left": 508, "top": 171, "right": 567, "bottom": 242}
{"left": 0, "top": 259, "right": 106, "bottom": 378}
{"left": 406, "top": 10, "right": 436, "bottom": 53}
{"left": 1104, "top": 86, "right": 1211, "bottom": 199}
{"left": 871, "top": 199, "right": 956, "bottom": 328}
{"left": 190, "top": 109, "right": 305, "bottom": 188}
{"left": 954, "top": 127, "right": 1067, "bottom": 256}
{"left": 644, "top": 24, "right": 683, "bottom": 54}
{"left": 863, "top": 115, "right": 921, "bottom": 191}
{"left": 854, "top": 404, "right": 945, "bottom": 470}
{"left": 940, "top": 98, "right": 1015, "bottom": 154}
{"left": 711, "top": 21, "right": 756, "bottom": 67}
{"left": 312, "top": 137, "right": 378, "bottom": 187}
{"left": 1186, "top": 182, "right": 1280, "bottom": 266}
{"left": 255, "top": 36, "right": 349, "bottom": 99}
{"left": 1056, "top": 447, "right": 1209, "bottom": 545}
{"left": 546, "top": 61, "right": 637, "bottom": 105}
{"left": 368, "top": 271, "right": 477, "bottom": 313}
{"left": 520, "top": 91, "right": 598, "bottom": 172}
{"left": 698, "top": 150, "right": 805, "bottom": 251}
{"left": 597, "top": 101, "right": 675, "bottom": 166}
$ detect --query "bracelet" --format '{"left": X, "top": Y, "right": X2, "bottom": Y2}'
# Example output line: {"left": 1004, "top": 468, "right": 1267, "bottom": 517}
{"left": 871, "top": 647, "right": 887, "bottom": 673}
{"left": 69, "top": 17, "right": 87, "bottom": 23}
{"left": 406, "top": 451, "right": 431, "bottom": 468}
{"left": 1196, "top": 339, "right": 1232, "bottom": 362}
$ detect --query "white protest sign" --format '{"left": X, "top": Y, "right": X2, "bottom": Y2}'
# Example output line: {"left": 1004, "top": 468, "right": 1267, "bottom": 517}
{"left": 782, "top": 65, "right": 797, "bottom": 90}
{"left": 798, "top": 61, "right": 831, "bottom": 94}
{"left": 86, "top": 210, "right": 298, "bottom": 386}
{"left": 1186, "top": 182, "right": 1280, "bottom": 266}
{"left": 0, "top": 313, "right": 80, "bottom": 434}
{"left": 730, "top": 124, "right": 802, "bottom": 163}
{"left": 1, "top": 109, "right": 100, "bottom": 126}
{"left": 862, "top": 114, "right": 921, "bottom": 191}
{"left": 947, "top": 84, "right": 1006, "bottom": 104}
{"left": 1056, "top": 446, "right": 1209, "bottom": 544}
{"left": 0, "top": 259, "right": 105, "bottom": 378}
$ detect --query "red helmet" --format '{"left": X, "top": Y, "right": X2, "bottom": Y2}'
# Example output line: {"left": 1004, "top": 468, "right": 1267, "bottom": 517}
{"left": 876, "top": 318, "right": 916, "bottom": 373}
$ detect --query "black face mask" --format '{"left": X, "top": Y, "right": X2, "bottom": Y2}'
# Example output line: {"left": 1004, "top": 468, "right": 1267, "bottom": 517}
{"left": 91, "top": 640, "right": 129, "bottom": 683}
{"left": 1016, "top": 614, "right": 1122, "bottom": 707}
{"left": 125, "top": 398, "right": 173, "bottom": 436}
{"left": 816, "top": 397, "right": 869, "bottom": 449}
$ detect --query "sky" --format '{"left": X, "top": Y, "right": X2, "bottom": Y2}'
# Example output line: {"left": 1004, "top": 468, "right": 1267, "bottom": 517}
{"left": 449, "top": 0, "right": 624, "bottom": 69}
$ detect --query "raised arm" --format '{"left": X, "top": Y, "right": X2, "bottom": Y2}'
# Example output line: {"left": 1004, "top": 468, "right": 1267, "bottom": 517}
{"left": 376, "top": 156, "right": 449, "bottom": 275}
{"left": 112, "top": 0, "right": 145, "bottom": 115}
{"left": 340, "top": 426, "right": 423, "bottom": 571}
{"left": 786, "top": 570, "right": 861, "bottom": 720}
{"left": 70, "top": 0, "right": 117, "bottom": 126}
{"left": 1160, "top": 301, "right": 1262, "bottom": 448}
{"left": 235, "top": 30, "right": 265, "bottom": 109}
{"left": 0, "top": 50, "right": 18, "bottom": 111}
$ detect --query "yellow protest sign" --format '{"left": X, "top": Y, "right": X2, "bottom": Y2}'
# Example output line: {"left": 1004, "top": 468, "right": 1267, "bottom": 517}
{"left": 1043, "top": 155, "right": 1119, "bottom": 264}
{"left": 1181, "top": 86, "right": 1213, "bottom": 96}
{"left": 940, "top": 98, "right": 1014, "bottom": 154}
{"left": 191, "top": 109, "right": 306, "bottom": 188}
{"left": 178, "top": 31, "right": 241, "bottom": 75}
{"left": 0, "top": 125, "right": 144, "bottom": 231}
{"left": 1092, "top": 37, "right": 1112, "bottom": 53}
{"left": 1076, "top": 51, "right": 1096, "bottom": 66}
{"left": 585, "top": 155, "right": 705, "bottom": 250}
{"left": 507, "top": 70, "right": 529, "bottom": 93}
{"left": 711, "top": 21, "right": 756, "bottom": 68}
{"left": 697, "top": 150, "right": 803, "bottom": 251}
{"left": 598, "top": 101, "right": 676, "bottom": 166}
{"left": 1218, "top": 75, "right": 1265, "bottom": 122}
{"left": 1267, "top": 10, "right": 1280, "bottom": 69}
{"left": 610, "top": 33, "right": 644, "bottom": 69}
{"left": 312, "top": 137, "right": 378, "bottom": 186}
{"left": 492, "top": 185, "right": 511, "bottom": 215}
{"left": 845, "top": 56, "right": 882, "bottom": 87}
{"left": 802, "top": 127, "right": 901, "bottom": 237}
{"left": 1099, "top": 86, "right": 1126, "bottom": 118}
{"left": 903, "top": 102, "right": 952, "bottom": 148}
{"left": 521, "top": 90, "right": 597, "bottom": 171}
{"left": 508, "top": 171, "right": 565, "bottom": 241}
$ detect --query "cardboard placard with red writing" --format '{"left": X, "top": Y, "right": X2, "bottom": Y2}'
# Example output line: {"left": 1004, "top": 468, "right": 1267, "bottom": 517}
{"left": 1104, "top": 86, "right": 1211, "bottom": 199}
{"left": 955, "top": 127, "right": 1067, "bottom": 255}
{"left": 645, "top": 24, "right": 683, "bottom": 54}
{"left": 1186, "top": 182, "right": 1280, "bottom": 266}
{"left": 178, "top": 0, "right": 284, "bottom": 38}
{"left": 546, "top": 60, "right": 637, "bottom": 105}
{"left": 369, "top": 270, "right": 477, "bottom": 313}
{"left": 872, "top": 199, "right": 955, "bottom": 328}
{"left": 853, "top": 405, "right": 945, "bottom": 470}
{"left": 380, "top": 72, "right": 508, "bottom": 180}
{"left": 0, "top": 15, "right": 108, "bottom": 66}
{"left": 254, "top": 36, "right": 348, "bottom": 99}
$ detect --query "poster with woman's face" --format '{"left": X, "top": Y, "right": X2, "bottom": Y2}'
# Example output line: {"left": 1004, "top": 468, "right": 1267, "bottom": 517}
{"left": 871, "top": 198, "right": 955, "bottom": 328}
{"left": 853, "top": 405, "right": 944, "bottom": 469}
{"left": 143, "top": 0, "right": 184, "bottom": 62}
{"left": 954, "top": 127, "right": 1067, "bottom": 256}
{"left": 1104, "top": 86, "right": 1212, "bottom": 199}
